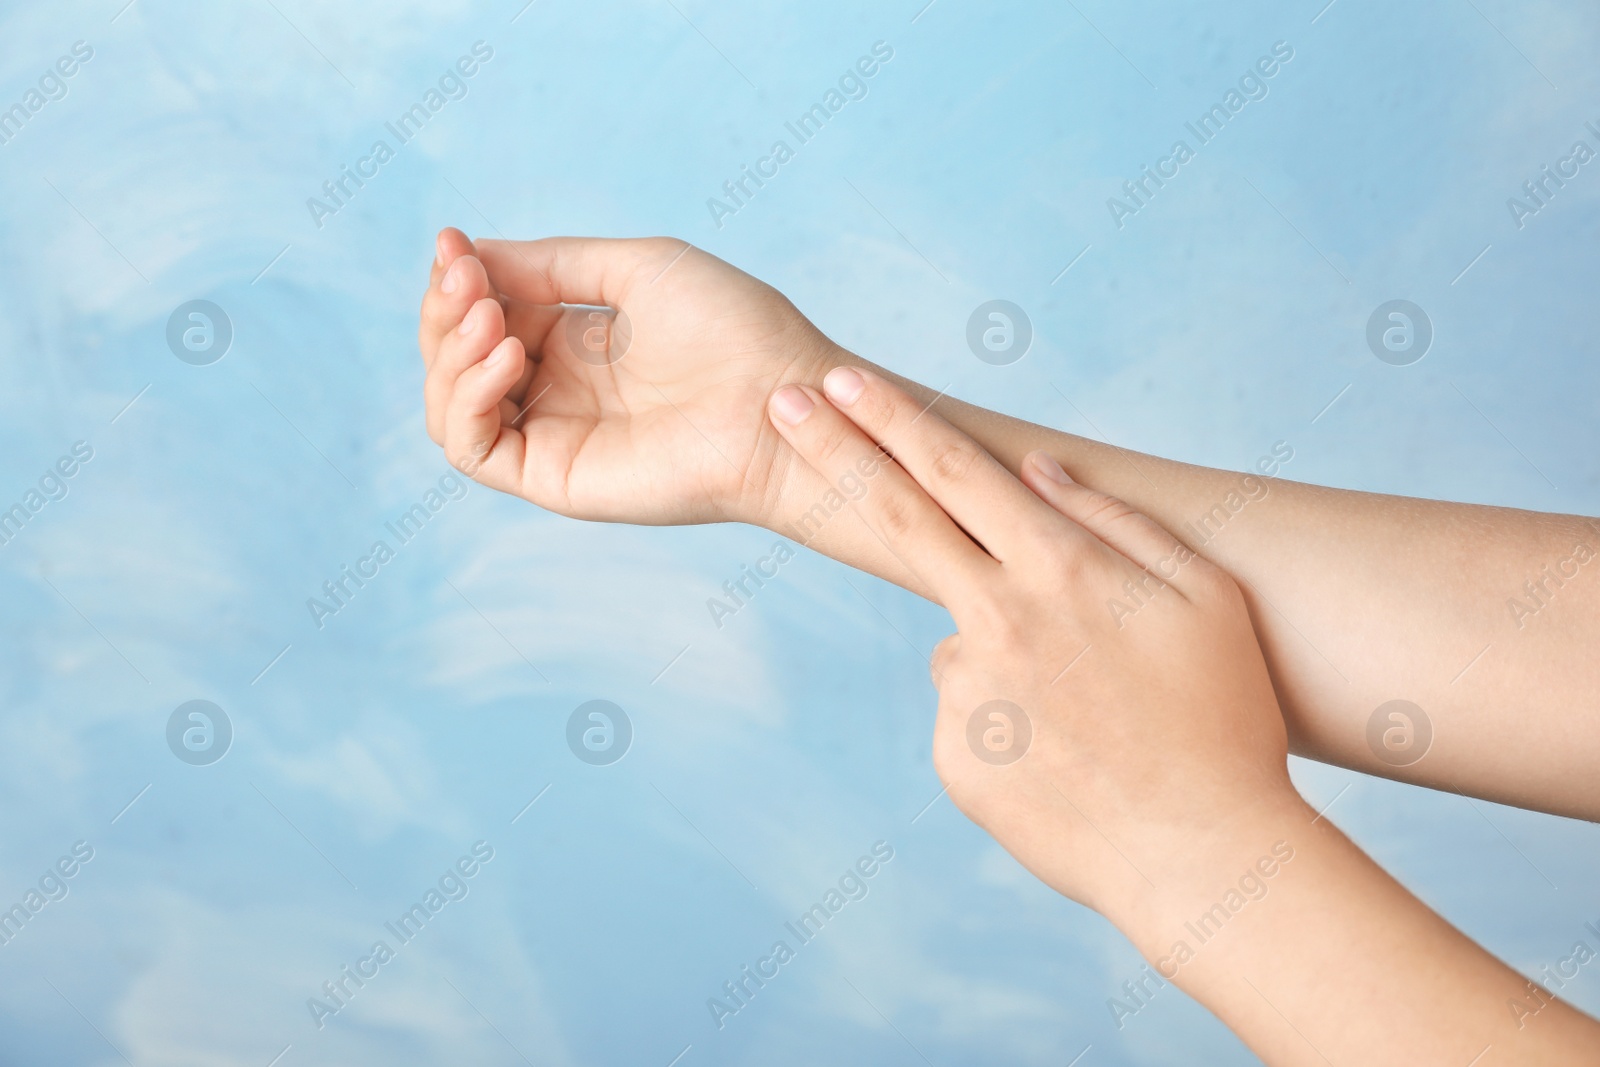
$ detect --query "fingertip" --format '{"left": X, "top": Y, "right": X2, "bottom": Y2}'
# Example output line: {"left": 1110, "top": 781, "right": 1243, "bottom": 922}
{"left": 459, "top": 293, "right": 504, "bottom": 334}
{"left": 822, "top": 366, "right": 866, "bottom": 407}
{"left": 484, "top": 335, "right": 522, "bottom": 373}
{"left": 439, "top": 226, "right": 473, "bottom": 257}
{"left": 452, "top": 338, "right": 525, "bottom": 425}
{"left": 435, "top": 230, "right": 478, "bottom": 280}
{"left": 1027, "top": 450, "right": 1074, "bottom": 486}
{"left": 440, "top": 253, "right": 488, "bottom": 297}
{"left": 770, "top": 384, "right": 817, "bottom": 426}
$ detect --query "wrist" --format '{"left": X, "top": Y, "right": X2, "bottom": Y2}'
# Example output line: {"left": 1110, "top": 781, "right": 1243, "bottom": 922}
{"left": 1103, "top": 787, "right": 1317, "bottom": 967}
{"left": 735, "top": 341, "right": 880, "bottom": 530}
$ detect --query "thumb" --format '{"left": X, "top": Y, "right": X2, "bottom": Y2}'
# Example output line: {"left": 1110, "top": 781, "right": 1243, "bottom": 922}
{"left": 475, "top": 235, "right": 687, "bottom": 309}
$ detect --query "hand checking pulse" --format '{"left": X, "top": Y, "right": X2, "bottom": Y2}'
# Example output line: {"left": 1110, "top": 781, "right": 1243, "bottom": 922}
{"left": 417, "top": 230, "right": 1600, "bottom": 1065}
{"left": 765, "top": 365, "right": 1297, "bottom": 927}
{"left": 764, "top": 367, "right": 1600, "bottom": 1067}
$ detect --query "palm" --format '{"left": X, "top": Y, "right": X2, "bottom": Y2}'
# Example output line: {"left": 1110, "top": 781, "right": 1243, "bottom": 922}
{"left": 501, "top": 250, "right": 829, "bottom": 526}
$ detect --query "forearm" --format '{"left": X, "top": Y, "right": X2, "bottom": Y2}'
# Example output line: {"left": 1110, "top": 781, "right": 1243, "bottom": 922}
{"left": 759, "top": 356, "right": 1600, "bottom": 1061}
{"left": 1113, "top": 798, "right": 1600, "bottom": 1066}
{"left": 763, "top": 345, "right": 1600, "bottom": 819}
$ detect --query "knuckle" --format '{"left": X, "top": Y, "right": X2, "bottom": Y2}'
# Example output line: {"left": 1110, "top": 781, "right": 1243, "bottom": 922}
{"left": 873, "top": 491, "right": 917, "bottom": 541}
{"left": 1018, "top": 519, "right": 1068, "bottom": 564}
{"left": 1076, "top": 489, "right": 1138, "bottom": 529}
{"left": 810, "top": 422, "right": 854, "bottom": 467}
{"left": 927, "top": 440, "right": 979, "bottom": 486}
{"left": 546, "top": 242, "right": 571, "bottom": 287}
{"left": 1037, "top": 541, "right": 1091, "bottom": 585}
{"left": 851, "top": 385, "right": 899, "bottom": 434}
{"left": 644, "top": 236, "right": 688, "bottom": 257}
{"left": 420, "top": 288, "right": 449, "bottom": 327}
{"left": 1041, "top": 557, "right": 1084, "bottom": 597}
{"left": 928, "top": 634, "right": 961, "bottom": 683}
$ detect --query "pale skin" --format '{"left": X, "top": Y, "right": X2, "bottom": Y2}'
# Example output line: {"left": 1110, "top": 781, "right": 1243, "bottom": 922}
{"left": 766, "top": 367, "right": 1600, "bottom": 1065}
{"left": 416, "top": 230, "right": 1600, "bottom": 1061}
{"left": 417, "top": 229, "right": 1600, "bottom": 821}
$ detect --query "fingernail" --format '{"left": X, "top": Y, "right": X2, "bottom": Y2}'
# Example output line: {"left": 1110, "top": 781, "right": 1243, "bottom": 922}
{"left": 1030, "top": 451, "right": 1073, "bottom": 484}
{"left": 823, "top": 366, "right": 865, "bottom": 406}
{"left": 442, "top": 262, "right": 461, "bottom": 293}
{"left": 485, "top": 343, "right": 509, "bottom": 369}
{"left": 771, "top": 385, "right": 815, "bottom": 425}
{"left": 458, "top": 308, "right": 477, "bottom": 336}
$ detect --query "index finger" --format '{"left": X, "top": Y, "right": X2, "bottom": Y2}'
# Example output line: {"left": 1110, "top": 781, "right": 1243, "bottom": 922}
{"left": 819, "top": 367, "right": 1093, "bottom": 565}
{"left": 767, "top": 383, "right": 997, "bottom": 607}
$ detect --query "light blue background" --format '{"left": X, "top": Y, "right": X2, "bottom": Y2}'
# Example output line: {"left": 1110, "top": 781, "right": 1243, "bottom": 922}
{"left": 2, "top": 1, "right": 1599, "bottom": 1064}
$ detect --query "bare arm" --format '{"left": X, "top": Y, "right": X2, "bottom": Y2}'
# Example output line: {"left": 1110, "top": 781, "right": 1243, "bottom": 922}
{"left": 1121, "top": 796, "right": 1600, "bottom": 1066}
{"left": 417, "top": 231, "right": 1600, "bottom": 821}
{"left": 763, "top": 366, "right": 1600, "bottom": 1065}
{"left": 769, "top": 346, "right": 1600, "bottom": 821}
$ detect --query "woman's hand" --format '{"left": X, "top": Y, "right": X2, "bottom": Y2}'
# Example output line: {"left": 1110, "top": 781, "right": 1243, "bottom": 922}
{"left": 765, "top": 367, "right": 1600, "bottom": 1066}
{"left": 764, "top": 365, "right": 1306, "bottom": 932}
{"left": 417, "top": 229, "right": 843, "bottom": 526}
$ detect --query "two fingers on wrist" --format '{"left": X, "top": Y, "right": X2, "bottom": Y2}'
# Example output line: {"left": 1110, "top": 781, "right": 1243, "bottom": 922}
{"left": 767, "top": 370, "right": 993, "bottom": 611}
{"left": 766, "top": 367, "right": 1200, "bottom": 607}
{"left": 766, "top": 365, "right": 1075, "bottom": 615}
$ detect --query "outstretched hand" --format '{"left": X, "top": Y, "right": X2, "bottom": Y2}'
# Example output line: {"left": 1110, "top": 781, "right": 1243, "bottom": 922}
{"left": 417, "top": 229, "right": 841, "bottom": 526}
